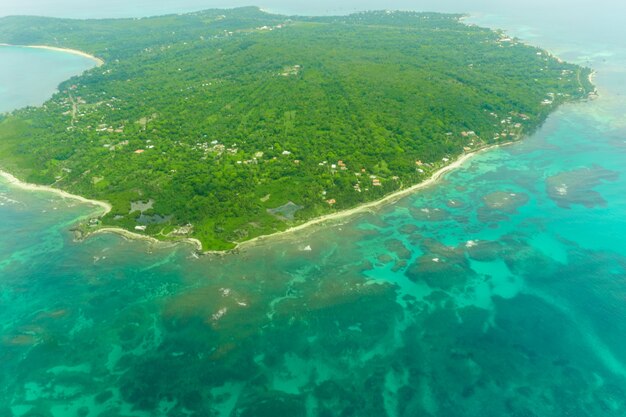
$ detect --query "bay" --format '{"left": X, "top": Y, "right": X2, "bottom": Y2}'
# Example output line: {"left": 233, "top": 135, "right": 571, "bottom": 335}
{"left": 1, "top": 4, "right": 625, "bottom": 416}
{"left": 0, "top": 46, "right": 97, "bottom": 114}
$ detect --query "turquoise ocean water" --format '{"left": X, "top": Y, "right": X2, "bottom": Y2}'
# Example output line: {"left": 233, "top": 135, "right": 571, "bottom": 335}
{"left": 1, "top": 8, "right": 626, "bottom": 417}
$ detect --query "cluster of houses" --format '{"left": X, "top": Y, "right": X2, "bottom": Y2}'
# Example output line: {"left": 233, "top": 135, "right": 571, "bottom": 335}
{"left": 318, "top": 160, "right": 351, "bottom": 171}
{"left": 322, "top": 159, "right": 391, "bottom": 205}
{"left": 280, "top": 65, "right": 302, "bottom": 77}
{"left": 189, "top": 140, "right": 242, "bottom": 158}
{"left": 103, "top": 140, "right": 128, "bottom": 151}
{"left": 492, "top": 111, "right": 531, "bottom": 140}
{"left": 512, "top": 112, "right": 530, "bottom": 121}
{"left": 57, "top": 87, "right": 123, "bottom": 131}
{"left": 415, "top": 159, "right": 431, "bottom": 174}
{"left": 496, "top": 36, "right": 517, "bottom": 46}
{"left": 257, "top": 23, "right": 285, "bottom": 31}
{"left": 170, "top": 224, "right": 193, "bottom": 236}
{"left": 541, "top": 92, "right": 556, "bottom": 106}
{"left": 96, "top": 123, "right": 124, "bottom": 133}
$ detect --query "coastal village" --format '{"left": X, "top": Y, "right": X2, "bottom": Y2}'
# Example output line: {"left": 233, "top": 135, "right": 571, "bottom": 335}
{"left": 48, "top": 78, "right": 539, "bottom": 216}
{"left": 2, "top": 9, "right": 594, "bottom": 249}
{"left": 44, "top": 69, "right": 567, "bottom": 235}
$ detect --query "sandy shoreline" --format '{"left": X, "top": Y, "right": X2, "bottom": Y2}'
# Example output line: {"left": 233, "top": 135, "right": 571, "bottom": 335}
{"left": 0, "top": 169, "right": 203, "bottom": 250}
{"left": 235, "top": 143, "right": 504, "bottom": 251}
{"left": 0, "top": 43, "right": 104, "bottom": 67}
{"left": 0, "top": 170, "right": 202, "bottom": 250}
{"left": 0, "top": 170, "right": 111, "bottom": 215}
{"left": 588, "top": 70, "right": 599, "bottom": 93}
{"left": 0, "top": 33, "right": 596, "bottom": 255}
{"left": 0, "top": 36, "right": 588, "bottom": 254}
{"left": 91, "top": 227, "right": 203, "bottom": 252}
{"left": 1, "top": 144, "right": 503, "bottom": 255}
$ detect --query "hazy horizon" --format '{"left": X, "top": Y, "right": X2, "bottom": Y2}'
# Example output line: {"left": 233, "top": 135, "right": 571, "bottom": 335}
{"left": 1, "top": 1, "right": 624, "bottom": 51}
{"left": 0, "top": 0, "right": 618, "bottom": 20}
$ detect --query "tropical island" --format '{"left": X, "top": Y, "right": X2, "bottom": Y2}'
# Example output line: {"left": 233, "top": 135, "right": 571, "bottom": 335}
{"left": 0, "top": 7, "right": 595, "bottom": 250}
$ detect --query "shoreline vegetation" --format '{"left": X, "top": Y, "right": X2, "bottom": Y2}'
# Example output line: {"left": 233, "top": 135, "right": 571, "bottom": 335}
{"left": 0, "top": 43, "right": 104, "bottom": 67}
{"left": 0, "top": 9, "right": 596, "bottom": 252}
{"left": 0, "top": 169, "right": 111, "bottom": 214}
{"left": 2, "top": 142, "right": 503, "bottom": 254}
{"left": 235, "top": 142, "right": 505, "bottom": 251}
{"left": 0, "top": 37, "right": 531, "bottom": 254}
{"left": 0, "top": 169, "right": 205, "bottom": 251}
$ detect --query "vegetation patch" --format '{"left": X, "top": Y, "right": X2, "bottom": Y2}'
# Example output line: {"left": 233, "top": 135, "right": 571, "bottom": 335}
{"left": 0, "top": 7, "right": 595, "bottom": 249}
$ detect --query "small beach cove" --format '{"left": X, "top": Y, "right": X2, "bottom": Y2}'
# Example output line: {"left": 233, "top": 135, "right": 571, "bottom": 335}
{"left": 0, "top": 43, "right": 104, "bottom": 67}
{"left": 0, "top": 43, "right": 101, "bottom": 114}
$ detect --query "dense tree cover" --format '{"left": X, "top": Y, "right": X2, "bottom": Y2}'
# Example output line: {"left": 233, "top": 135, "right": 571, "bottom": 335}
{"left": 0, "top": 8, "right": 595, "bottom": 250}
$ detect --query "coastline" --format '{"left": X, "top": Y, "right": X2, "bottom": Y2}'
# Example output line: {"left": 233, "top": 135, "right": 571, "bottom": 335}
{"left": 229, "top": 57, "right": 598, "bottom": 252}
{"left": 0, "top": 169, "right": 203, "bottom": 251}
{"left": 234, "top": 143, "right": 506, "bottom": 252}
{"left": 0, "top": 170, "right": 111, "bottom": 215}
{"left": 0, "top": 39, "right": 594, "bottom": 255}
{"left": 588, "top": 70, "right": 599, "bottom": 96}
{"left": 0, "top": 143, "right": 504, "bottom": 255}
{"left": 90, "top": 227, "right": 203, "bottom": 252}
{"left": 0, "top": 43, "right": 104, "bottom": 67}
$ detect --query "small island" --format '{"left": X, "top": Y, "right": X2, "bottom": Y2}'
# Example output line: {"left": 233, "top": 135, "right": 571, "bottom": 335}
{"left": 0, "top": 7, "right": 595, "bottom": 250}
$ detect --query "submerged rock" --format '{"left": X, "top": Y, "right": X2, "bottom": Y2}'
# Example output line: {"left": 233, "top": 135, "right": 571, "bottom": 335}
{"left": 398, "top": 223, "right": 419, "bottom": 235}
{"left": 482, "top": 191, "right": 529, "bottom": 212}
{"left": 409, "top": 206, "right": 450, "bottom": 222}
{"left": 384, "top": 238, "right": 413, "bottom": 260}
{"left": 232, "top": 391, "right": 306, "bottom": 417}
{"left": 446, "top": 199, "right": 466, "bottom": 208}
{"left": 466, "top": 240, "right": 509, "bottom": 262}
{"left": 546, "top": 165, "right": 619, "bottom": 208}
{"left": 405, "top": 255, "right": 472, "bottom": 289}
{"left": 377, "top": 253, "right": 394, "bottom": 264}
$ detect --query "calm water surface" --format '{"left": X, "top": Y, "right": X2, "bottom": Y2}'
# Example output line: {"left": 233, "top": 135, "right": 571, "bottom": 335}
{"left": 1, "top": 8, "right": 625, "bottom": 417}
{"left": 0, "top": 46, "right": 97, "bottom": 114}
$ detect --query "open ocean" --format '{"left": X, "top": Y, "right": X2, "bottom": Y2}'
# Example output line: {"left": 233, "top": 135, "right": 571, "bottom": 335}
{"left": 1, "top": 3, "right": 625, "bottom": 416}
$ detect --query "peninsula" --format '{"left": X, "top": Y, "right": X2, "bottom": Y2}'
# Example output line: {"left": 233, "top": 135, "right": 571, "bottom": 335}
{"left": 0, "top": 7, "right": 595, "bottom": 250}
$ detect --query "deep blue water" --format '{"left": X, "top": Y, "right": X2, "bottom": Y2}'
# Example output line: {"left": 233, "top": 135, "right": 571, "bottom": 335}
{"left": 1, "top": 6, "right": 625, "bottom": 417}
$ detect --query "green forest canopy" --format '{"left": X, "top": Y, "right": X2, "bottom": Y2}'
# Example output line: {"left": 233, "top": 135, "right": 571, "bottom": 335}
{"left": 0, "top": 7, "right": 595, "bottom": 250}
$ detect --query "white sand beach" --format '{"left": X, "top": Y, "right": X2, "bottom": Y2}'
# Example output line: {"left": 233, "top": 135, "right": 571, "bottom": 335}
{"left": 0, "top": 43, "right": 104, "bottom": 67}
{"left": 235, "top": 143, "right": 507, "bottom": 251}
{"left": 1, "top": 143, "right": 505, "bottom": 254}
{"left": 91, "top": 227, "right": 203, "bottom": 252}
{"left": 0, "top": 170, "right": 111, "bottom": 215}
